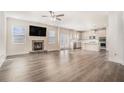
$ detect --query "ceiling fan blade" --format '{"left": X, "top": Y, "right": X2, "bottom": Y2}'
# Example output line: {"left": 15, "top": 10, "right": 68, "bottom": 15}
{"left": 56, "top": 18, "right": 62, "bottom": 21}
{"left": 41, "top": 15, "right": 48, "bottom": 17}
{"left": 56, "top": 14, "right": 64, "bottom": 17}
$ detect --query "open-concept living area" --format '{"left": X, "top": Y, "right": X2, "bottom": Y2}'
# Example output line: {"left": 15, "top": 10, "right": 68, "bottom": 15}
{"left": 0, "top": 11, "right": 124, "bottom": 82}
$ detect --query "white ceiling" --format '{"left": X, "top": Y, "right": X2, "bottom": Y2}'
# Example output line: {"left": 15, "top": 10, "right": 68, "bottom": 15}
{"left": 5, "top": 11, "right": 108, "bottom": 31}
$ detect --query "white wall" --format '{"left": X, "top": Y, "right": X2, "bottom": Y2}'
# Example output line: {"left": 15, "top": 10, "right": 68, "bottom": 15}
{"left": 0, "top": 12, "right": 6, "bottom": 66}
{"left": 7, "top": 18, "right": 79, "bottom": 56}
{"left": 7, "top": 18, "right": 59, "bottom": 55}
{"left": 5, "top": 11, "right": 108, "bottom": 31}
{"left": 107, "top": 12, "right": 124, "bottom": 65}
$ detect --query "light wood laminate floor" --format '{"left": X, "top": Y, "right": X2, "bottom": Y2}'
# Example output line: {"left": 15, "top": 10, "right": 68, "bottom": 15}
{"left": 0, "top": 50, "right": 124, "bottom": 82}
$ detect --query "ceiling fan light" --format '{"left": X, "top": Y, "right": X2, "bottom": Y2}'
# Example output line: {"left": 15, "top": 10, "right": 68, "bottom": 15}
{"left": 50, "top": 17, "right": 56, "bottom": 22}
{"left": 51, "top": 12, "right": 54, "bottom": 17}
{"left": 53, "top": 17, "right": 56, "bottom": 21}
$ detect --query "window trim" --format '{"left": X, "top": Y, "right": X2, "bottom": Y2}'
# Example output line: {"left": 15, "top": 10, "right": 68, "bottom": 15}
{"left": 48, "top": 31, "right": 56, "bottom": 44}
{"left": 11, "top": 25, "right": 26, "bottom": 44}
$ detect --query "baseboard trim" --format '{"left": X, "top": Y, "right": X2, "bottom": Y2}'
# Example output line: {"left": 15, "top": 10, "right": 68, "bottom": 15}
{"left": 47, "top": 50, "right": 60, "bottom": 52}
{"left": 108, "top": 57, "right": 124, "bottom": 65}
{"left": 0, "top": 55, "right": 6, "bottom": 67}
{"left": 7, "top": 52, "right": 29, "bottom": 58}
{"left": 7, "top": 52, "right": 29, "bottom": 57}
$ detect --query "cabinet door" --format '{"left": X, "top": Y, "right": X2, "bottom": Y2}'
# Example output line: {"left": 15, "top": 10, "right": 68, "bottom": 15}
{"left": 96, "top": 30, "right": 106, "bottom": 37}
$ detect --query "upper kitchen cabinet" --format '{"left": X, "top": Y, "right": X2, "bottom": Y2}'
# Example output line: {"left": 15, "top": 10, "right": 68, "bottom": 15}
{"left": 96, "top": 29, "right": 106, "bottom": 37}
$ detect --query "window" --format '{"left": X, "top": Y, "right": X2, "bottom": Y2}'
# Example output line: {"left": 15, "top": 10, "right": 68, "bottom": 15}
{"left": 12, "top": 26, "right": 25, "bottom": 44}
{"left": 60, "top": 32, "right": 70, "bottom": 49}
{"left": 48, "top": 31, "right": 56, "bottom": 44}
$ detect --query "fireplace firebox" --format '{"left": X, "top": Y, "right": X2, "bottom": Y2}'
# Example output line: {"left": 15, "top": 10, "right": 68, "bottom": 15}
{"left": 32, "top": 40, "right": 44, "bottom": 51}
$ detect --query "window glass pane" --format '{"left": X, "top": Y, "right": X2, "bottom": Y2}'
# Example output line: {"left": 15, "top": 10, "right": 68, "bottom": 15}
{"left": 13, "top": 35, "right": 25, "bottom": 43}
{"left": 48, "top": 31, "right": 56, "bottom": 44}
{"left": 13, "top": 27, "right": 25, "bottom": 35}
{"left": 12, "top": 26, "right": 25, "bottom": 44}
{"left": 48, "top": 31, "right": 55, "bottom": 37}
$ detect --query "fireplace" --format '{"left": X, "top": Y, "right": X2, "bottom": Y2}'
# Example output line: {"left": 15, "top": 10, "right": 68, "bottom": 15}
{"left": 32, "top": 40, "right": 44, "bottom": 51}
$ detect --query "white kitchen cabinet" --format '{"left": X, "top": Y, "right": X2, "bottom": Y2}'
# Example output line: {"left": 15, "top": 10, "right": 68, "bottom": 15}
{"left": 81, "top": 29, "right": 106, "bottom": 51}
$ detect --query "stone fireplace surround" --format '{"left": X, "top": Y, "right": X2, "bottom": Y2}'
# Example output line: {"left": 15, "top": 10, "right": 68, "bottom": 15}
{"left": 32, "top": 40, "right": 44, "bottom": 52}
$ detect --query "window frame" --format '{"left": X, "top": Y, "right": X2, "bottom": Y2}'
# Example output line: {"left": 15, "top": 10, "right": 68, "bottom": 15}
{"left": 48, "top": 31, "right": 56, "bottom": 44}
{"left": 11, "top": 25, "right": 26, "bottom": 44}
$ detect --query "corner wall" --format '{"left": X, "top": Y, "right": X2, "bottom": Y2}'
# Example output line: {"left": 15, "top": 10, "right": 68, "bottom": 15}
{"left": 0, "top": 12, "right": 6, "bottom": 67}
{"left": 107, "top": 12, "right": 124, "bottom": 65}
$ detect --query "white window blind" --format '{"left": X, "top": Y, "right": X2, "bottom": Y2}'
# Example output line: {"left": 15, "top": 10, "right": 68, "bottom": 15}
{"left": 48, "top": 31, "right": 56, "bottom": 44}
{"left": 12, "top": 26, "right": 25, "bottom": 44}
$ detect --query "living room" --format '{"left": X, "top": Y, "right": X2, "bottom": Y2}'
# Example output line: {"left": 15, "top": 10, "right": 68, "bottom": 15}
{"left": 0, "top": 11, "right": 124, "bottom": 81}
{"left": 5, "top": 12, "right": 107, "bottom": 55}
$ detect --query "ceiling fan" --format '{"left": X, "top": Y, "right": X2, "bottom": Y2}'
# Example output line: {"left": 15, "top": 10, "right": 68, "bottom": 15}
{"left": 41, "top": 11, "right": 64, "bottom": 21}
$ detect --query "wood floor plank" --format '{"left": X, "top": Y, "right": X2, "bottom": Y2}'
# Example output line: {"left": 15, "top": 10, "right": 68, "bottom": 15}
{"left": 0, "top": 50, "right": 124, "bottom": 82}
